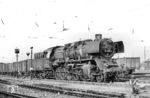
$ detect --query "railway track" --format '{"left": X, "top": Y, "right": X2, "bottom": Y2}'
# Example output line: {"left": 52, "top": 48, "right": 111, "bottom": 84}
{"left": 42, "top": 78, "right": 129, "bottom": 87}
{"left": 0, "top": 91, "right": 36, "bottom": 98}
{"left": 0, "top": 76, "right": 129, "bottom": 89}
{"left": 19, "top": 83, "right": 125, "bottom": 98}
{"left": 0, "top": 78, "right": 126, "bottom": 98}
{"left": 0, "top": 74, "right": 130, "bottom": 86}
{"left": 0, "top": 77, "right": 129, "bottom": 90}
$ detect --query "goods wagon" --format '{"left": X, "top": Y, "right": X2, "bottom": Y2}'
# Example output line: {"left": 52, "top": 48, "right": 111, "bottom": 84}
{"left": 8, "top": 63, "right": 13, "bottom": 73}
{"left": 0, "top": 63, "right": 4, "bottom": 73}
{"left": 13, "top": 62, "right": 19, "bottom": 72}
{"left": 3, "top": 63, "right": 9, "bottom": 73}
{"left": 25, "top": 59, "right": 49, "bottom": 71}
{"left": 114, "top": 57, "right": 140, "bottom": 69}
{"left": 22, "top": 60, "right": 28, "bottom": 72}
{"left": 12, "top": 62, "right": 18, "bottom": 72}
{"left": 12, "top": 60, "right": 28, "bottom": 72}
{"left": 26, "top": 59, "right": 31, "bottom": 71}
{"left": 144, "top": 60, "right": 150, "bottom": 70}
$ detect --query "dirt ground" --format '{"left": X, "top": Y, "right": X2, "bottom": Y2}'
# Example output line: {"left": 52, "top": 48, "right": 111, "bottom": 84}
{"left": 1, "top": 71, "right": 150, "bottom": 98}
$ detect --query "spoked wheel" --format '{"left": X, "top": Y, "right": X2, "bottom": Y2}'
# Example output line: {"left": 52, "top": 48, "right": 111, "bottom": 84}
{"left": 55, "top": 68, "right": 61, "bottom": 80}
{"left": 72, "top": 74, "right": 80, "bottom": 81}
{"left": 71, "top": 69, "right": 83, "bottom": 81}
{"left": 38, "top": 73, "right": 43, "bottom": 79}
{"left": 55, "top": 68, "right": 68, "bottom": 80}
{"left": 78, "top": 69, "right": 84, "bottom": 81}
{"left": 90, "top": 72, "right": 96, "bottom": 82}
{"left": 55, "top": 72, "right": 60, "bottom": 80}
{"left": 60, "top": 68, "right": 67, "bottom": 80}
{"left": 115, "top": 72, "right": 121, "bottom": 81}
{"left": 45, "top": 70, "right": 53, "bottom": 79}
{"left": 96, "top": 73, "right": 104, "bottom": 82}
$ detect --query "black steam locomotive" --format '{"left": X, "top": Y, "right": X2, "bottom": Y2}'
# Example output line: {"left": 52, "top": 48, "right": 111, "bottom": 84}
{"left": 34, "top": 34, "right": 124, "bottom": 82}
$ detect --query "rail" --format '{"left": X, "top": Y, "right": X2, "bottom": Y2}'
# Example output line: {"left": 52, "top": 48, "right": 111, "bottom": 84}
{"left": 0, "top": 91, "right": 36, "bottom": 98}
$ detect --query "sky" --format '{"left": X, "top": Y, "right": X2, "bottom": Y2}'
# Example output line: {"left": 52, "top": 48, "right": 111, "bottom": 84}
{"left": 0, "top": 0, "right": 150, "bottom": 62}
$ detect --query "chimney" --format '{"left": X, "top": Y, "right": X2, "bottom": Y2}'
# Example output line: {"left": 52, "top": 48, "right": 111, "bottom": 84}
{"left": 95, "top": 34, "right": 102, "bottom": 40}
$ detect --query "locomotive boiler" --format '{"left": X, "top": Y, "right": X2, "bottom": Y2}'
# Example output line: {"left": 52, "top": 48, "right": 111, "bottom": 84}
{"left": 34, "top": 34, "right": 124, "bottom": 82}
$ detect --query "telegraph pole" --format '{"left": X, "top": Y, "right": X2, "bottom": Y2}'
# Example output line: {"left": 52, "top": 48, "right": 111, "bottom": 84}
{"left": 30, "top": 47, "right": 33, "bottom": 79}
{"left": 15, "top": 48, "right": 20, "bottom": 75}
{"left": 30, "top": 46, "right": 33, "bottom": 67}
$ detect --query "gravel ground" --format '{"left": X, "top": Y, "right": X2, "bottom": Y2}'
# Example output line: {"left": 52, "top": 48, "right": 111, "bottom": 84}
{"left": 1, "top": 75, "right": 150, "bottom": 97}
{"left": 7, "top": 77, "right": 131, "bottom": 94}
{"left": 0, "top": 75, "right": 132, "bottom": 96}
{"left": 0, "top": 83, "right": 81, "bottom": 98}
{"left": 0, "top": 79, "right": 80, "bottom": 98}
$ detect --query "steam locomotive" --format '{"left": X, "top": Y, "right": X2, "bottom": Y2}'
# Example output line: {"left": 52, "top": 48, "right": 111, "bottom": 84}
{"left": 34, "top": 34, "right": 124, "bottom": 82}
{"left": 0, "top": 34, "right": 125, "bottom": 82}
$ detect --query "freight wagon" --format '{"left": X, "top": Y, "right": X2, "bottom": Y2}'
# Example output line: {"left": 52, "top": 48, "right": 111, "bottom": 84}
{"left": 144, "top": 60, "right": 150, "bottom": 70}
{"left": 114, "top": 57, "right": 140, "bottom": 70}
{"left": 0, "top": 63, "right": 4, "bottom": 74}
{"left": 0, "top": 58, "right": 51, "bottom": 78}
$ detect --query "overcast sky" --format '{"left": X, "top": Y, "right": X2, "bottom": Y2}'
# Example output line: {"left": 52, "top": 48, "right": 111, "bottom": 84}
{"left": 0, "top": 0, "right": 150, "bottom": 62}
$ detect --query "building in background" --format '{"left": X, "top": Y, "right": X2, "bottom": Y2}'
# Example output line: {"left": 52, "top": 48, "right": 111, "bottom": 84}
{"left": 114, "top": 57, "right": 140, "bottom": 70}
